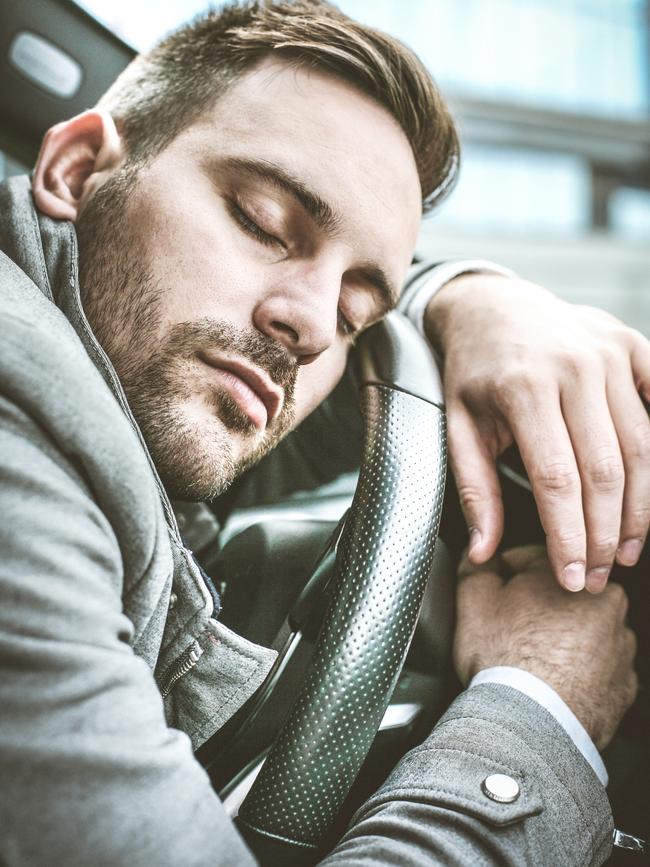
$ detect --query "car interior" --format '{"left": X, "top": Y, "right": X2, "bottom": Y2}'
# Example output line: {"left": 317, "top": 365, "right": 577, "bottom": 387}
{"left": 1, "top": 1, "right": 648, "bottom": 863}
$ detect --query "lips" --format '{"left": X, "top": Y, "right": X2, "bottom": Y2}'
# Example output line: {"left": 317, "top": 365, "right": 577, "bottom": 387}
{"left": 197, "top": 351, "right": 284, "bottom": 430}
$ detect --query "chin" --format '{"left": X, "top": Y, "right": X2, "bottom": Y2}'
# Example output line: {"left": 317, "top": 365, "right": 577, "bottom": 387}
{"left": 159, "top": 450, "right": 237, "bottom": 502}
{"left": 156, "top": 426, "right": 280, "bottom": 503}
{"left": 143, "top": 415, "right": 237, "bottom": 502}
{"left": 139, "top": 397, "right": 287, "bottom": 502}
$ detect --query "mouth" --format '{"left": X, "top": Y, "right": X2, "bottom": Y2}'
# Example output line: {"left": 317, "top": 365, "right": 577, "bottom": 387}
{"left": 197, "top": 351, "right": 284, "bottom": 431}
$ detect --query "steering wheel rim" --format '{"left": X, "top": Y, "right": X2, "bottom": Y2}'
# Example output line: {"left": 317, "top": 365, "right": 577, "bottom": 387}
{"left": 236, "top": 312, "right": 447, "bottom": 857}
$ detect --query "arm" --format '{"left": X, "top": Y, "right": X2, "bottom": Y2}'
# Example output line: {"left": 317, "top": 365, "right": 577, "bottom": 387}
{"left": 323, "top": 544, "right": 637, "bottom": 867}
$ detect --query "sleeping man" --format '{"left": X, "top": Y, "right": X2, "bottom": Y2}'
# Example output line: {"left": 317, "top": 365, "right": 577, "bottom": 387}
{"left": 0, "top": 1, "right": 647, "bottom": 864}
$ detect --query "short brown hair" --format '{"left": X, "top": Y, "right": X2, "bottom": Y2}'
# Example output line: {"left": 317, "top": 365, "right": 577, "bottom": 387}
{"left": 99, "top": 0, "right": 459, "bottom": 212}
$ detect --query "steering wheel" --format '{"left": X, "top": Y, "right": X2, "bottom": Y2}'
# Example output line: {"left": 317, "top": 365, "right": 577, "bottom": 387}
{"left": 232, "top": 311, "right": 447, "bottom": 863}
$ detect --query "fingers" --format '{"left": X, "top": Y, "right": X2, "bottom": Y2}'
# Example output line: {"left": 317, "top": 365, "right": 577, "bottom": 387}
{"left": 560, "top": 373, "right": 624, "bottom": 593}
{"left": 506, "top": 391, "right": 588, "bottom": 592}
{"left": 503, "top": 349, "right": 647, "bottom": 594}
{"left": 606, "top": 355, "right": 650, "bottom": 567}
{"left": 447, "top": 403, "right": 504, "bottom": 564}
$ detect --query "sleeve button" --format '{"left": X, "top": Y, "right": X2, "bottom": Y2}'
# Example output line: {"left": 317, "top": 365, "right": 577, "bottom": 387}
{"left": 481, "top": 774, "right": 520, "bottom": 803}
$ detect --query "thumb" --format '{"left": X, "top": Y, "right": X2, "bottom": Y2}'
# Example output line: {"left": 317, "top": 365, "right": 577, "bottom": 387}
{"left": 448, "top": 404, "right": 504, "bottom": 564}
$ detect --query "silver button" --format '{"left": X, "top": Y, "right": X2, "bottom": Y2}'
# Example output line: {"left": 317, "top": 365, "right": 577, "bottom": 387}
{"left": 481, "top": 774, "right": 520, "bottom": 804}
{"left": 168, "top": 592, "right": 178, "bottom": 610}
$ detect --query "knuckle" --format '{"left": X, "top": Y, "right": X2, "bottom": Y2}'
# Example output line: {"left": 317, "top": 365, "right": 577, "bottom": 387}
{"left": 492, "top": 367, "right": 547, "bottom": 405}
{"left": 624, "top": 503, "right": 650, "bottom": 533}
{"left": 605, "top": 580, "right": 627, "bottom": 611}
{"left": 624, "top": 627, "right": 638, "bottom": 657}
{"left": 457, "top": 483, "right": 495, "bottom": 509}
{"left": 626, "top": 670, "right": 639, "bottom": 706}
{"left": 456, "top": 375, "right": 487, "bottom": 404}
{"left": 607, "top": 580, "right": 626, "bottom": 603}
{"left": 620, "top": 592, "right": 630, "bottom": 621}
{"left": 628, "top": 324, "right": 650, "bottom": 349}
{"left": 552, "top": 527, "right": 586, "bottom": 550}
{"left": 589, "top": 533, "right": 621, "bottom": 557}
{"left": 584, "top": 453, "right": 624, "bottom": 490}
{"left": 556, "top": 348, "right": 600, "bottom": 379}
{"left": 531, "top": 461, "right": 580, "bottom": 495}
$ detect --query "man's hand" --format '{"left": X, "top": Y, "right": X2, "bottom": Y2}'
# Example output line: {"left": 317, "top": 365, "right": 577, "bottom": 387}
{"left": 425, "top": 273, "right": 650, "bottom": 593}
{"left": 454, "top": 545, "right": 638, "bottom": 750}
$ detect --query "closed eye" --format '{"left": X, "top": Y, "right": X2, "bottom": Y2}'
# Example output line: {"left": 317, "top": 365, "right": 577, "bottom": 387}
{"left": 337, "top": 308, "right": 357, "bottom": 340}
{"left": 227, "top": 199, "right": 286, "bottom": 250}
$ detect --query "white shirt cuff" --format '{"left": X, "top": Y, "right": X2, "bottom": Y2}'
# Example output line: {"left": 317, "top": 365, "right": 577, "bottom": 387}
{"left": 399, "top": 259, "right": 516, "bottom": 337}
{"left": 469, "top": 665, "right": 608, "bottom": 786}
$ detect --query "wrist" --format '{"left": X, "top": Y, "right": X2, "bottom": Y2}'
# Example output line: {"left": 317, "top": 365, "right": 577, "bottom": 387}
{"left": 423, "top": 271, "right": 515, "bottom": 355}
{"left": 471, "top": 656, "right": 600, "bottom": 746}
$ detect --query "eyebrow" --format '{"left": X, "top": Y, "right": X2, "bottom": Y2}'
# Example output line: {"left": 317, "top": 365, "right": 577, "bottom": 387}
{"left": 221, "top": 155, "right": 399, "bottom": 309}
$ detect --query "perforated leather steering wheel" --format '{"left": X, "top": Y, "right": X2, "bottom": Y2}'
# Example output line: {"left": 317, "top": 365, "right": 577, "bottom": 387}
{"left": 236, "top": 312, "right": 447, "bottom": 862}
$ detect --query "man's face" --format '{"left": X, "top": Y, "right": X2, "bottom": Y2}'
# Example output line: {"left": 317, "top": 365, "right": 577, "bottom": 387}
{"left": 76, "top": 58, "right": 422, "bottom": 500}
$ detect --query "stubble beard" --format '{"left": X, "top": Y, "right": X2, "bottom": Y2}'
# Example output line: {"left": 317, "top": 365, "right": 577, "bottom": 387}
{"left": 75, "top": 165, "right": 297, "bottom": 501}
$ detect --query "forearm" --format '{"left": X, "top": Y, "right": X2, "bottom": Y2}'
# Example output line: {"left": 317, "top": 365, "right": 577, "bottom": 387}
{"left": 323, "top": 685, "right": 613, "bottom": 866}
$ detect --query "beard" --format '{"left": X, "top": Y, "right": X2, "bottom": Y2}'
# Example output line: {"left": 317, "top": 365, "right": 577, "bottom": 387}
{"left": 75, "top": 165, "right": 297, "bottom": 501}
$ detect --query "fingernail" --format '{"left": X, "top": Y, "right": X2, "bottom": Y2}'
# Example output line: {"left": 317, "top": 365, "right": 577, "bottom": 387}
{"left": 617, "top": 538, "right": 643, "bottom": 567}
{"left": 586, "top": 566, "right": 610, "bottom": 593}
{"left": 562, "top": 562, "right": 585, "bottom": 592}
{"left": 468, "top": 528, "right": 482, "bottom": 558}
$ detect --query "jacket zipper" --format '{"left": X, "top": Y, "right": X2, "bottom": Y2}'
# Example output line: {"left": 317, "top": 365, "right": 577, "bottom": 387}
{"left": 160, "top": 640, "right": 204, "bottom": 698}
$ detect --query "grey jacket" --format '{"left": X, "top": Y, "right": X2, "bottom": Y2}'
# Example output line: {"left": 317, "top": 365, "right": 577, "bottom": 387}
{"left": 0, "top": 175, "right": 613, "bottom": 866}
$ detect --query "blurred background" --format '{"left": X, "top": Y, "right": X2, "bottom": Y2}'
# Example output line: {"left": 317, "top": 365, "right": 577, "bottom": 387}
{"left": 2, "top": 0, "right": 649, "bottom": 333}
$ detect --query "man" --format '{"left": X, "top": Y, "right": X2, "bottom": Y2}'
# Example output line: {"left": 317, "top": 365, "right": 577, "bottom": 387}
{"left": 0, "top": 1, "right": 645, "bottom": 864}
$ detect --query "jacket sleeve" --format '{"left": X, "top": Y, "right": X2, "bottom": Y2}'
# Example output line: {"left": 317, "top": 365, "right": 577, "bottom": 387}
{"left": 323, "top": 685, "right": 614, "bottom": 866}
{"left": 0, "top": 391, "right": 256, "bottom": 867}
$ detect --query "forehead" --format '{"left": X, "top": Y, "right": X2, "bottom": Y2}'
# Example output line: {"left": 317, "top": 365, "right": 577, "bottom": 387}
{"left": 191, "top": 57, "right": 423, "bottom": 279}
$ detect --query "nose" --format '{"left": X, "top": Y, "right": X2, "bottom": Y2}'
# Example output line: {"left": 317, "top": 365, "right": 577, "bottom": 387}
{"left": 252, "top": 264, "right": 340, "bottom": 364}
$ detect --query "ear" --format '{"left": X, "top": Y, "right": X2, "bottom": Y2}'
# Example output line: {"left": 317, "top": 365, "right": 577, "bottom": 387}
{"left": 32, "top": 109, "right": 123, "bottom": 222}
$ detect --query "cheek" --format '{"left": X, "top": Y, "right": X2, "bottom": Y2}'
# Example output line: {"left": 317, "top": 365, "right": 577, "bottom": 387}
{"left": 126, "top": 174, "right": 259, "bottom": 325}
{"left": 292, "top": 347, "right": 349, "bottom": 424}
